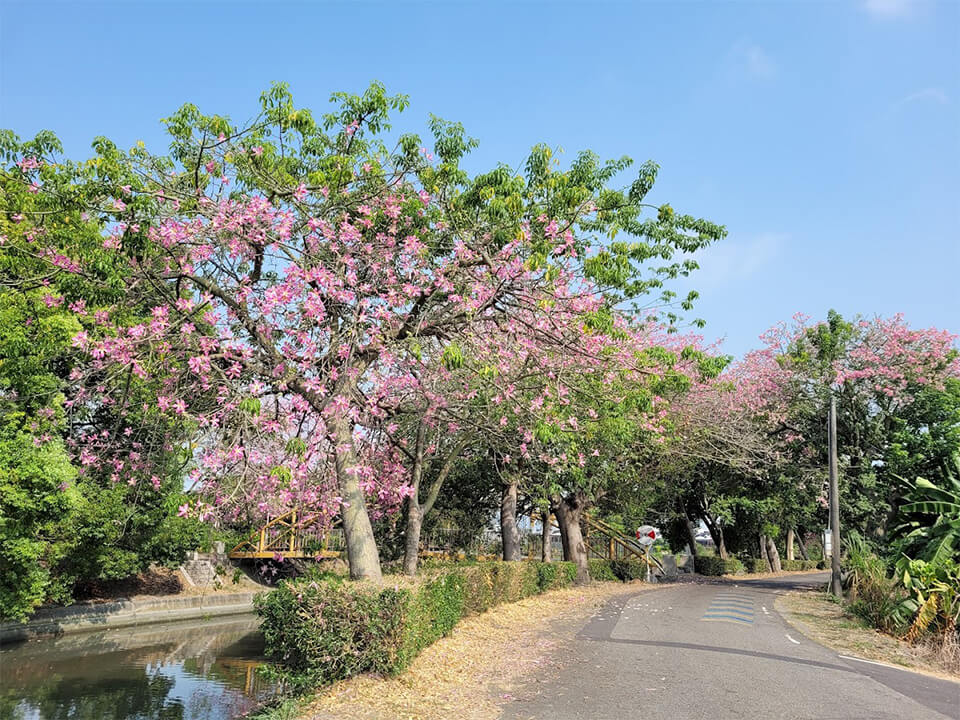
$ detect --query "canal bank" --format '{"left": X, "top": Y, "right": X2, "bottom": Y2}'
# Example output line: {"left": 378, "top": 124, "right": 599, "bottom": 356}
{"left": 0, "top": 591, "right": 263, "bottom": 644}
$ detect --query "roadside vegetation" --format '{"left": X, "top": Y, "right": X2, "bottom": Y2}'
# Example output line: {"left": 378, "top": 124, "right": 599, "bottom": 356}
{"left": 838, "top": 456, "right": 960, "bottom": 672}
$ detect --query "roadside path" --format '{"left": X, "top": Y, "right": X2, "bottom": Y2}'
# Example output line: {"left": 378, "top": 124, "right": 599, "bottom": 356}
{"left": 504, "top": 572, "right": 960, "bottom": 719}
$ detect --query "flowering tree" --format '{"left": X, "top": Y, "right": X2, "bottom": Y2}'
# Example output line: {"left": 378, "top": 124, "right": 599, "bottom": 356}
{"left": 9, "top": 83, "right": 725, "bottom": 582}
{"left": 732, "top": 310, "right": 959, "bottom": 538}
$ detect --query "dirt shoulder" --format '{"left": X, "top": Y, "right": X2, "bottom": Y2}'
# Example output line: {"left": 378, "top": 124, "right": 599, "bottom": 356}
{"left": 294, "top": 581, "right": 661, "bottom": 720}
{"left": 776, "top": 590, "right": 960, "bottom": 682}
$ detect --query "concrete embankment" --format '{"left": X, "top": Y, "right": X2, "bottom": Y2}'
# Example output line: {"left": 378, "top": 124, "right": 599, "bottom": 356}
{"left": 0, "top": 591, "right": 262, "bottom": 644}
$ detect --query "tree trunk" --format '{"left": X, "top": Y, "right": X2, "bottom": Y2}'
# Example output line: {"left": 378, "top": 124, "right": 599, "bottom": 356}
{"left": 785, "top": 527, "right": 796, "bottom": 562}
{"left": 331, "top": 417, "right": 382, "bottom": 581}
{"left": 500, "top": 478, "right": 521, "bottom": 561}
{"left": 765, "top": 534, "right": 782, "bottom": 573}
{"left": 684, "top": 514, "right": 698, "bottom": 557}
{"left": 759, "top": 534, "right": 772, "bottom": 571}
{"left": 541, "top": 513, "right": 552, "bottom": 562}
{"left": 797, "top": 534, "right": 810, "bottom": 561}
{"left": 401, "top": 431, "right": 470, "bottom": 576}
{"left": 704, "top": 516, "right": 728, "bottom": 559}
{"left": 402, "top": 500, "right": 423, "bottom": 576}
{"left": 554, "top": 493, "right": 589, "bottom": 584}
{"left": 402, "top": 424, "right": 427, "bottom": 576}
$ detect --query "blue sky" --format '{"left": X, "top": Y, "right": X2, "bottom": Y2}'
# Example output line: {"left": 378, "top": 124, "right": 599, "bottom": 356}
{"left": 1, "top": 0, "right": 957, "bottom": 356}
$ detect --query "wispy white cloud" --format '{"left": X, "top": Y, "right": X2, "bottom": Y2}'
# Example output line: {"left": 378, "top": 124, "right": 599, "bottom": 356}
{"left": 730, "top": 43, "right": 777, "bottom": 80}
{"left": 690, "top": 233, "right": 785, "bottom": 291}
{"left": 894, "top": 87, "right": 949, "bottom": 107}
{"left": 862, "top": 0, "right": 918, "bottom": 19}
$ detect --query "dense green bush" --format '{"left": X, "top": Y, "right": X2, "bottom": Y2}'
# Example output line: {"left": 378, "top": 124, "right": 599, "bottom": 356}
{"left": 588, "top": 559, "right": 618, "bottom": 581}
{"left": 745, "top": 558, "right": 769, "bottom": 574}
{"left": 257, "top": 561, "right": 578, "bottom": 690}
{"left": 537, "top": 561, "right": 578, "bottom": 590}
{"left": 695, "top": 556, "right": 744, "bottom": 576}
{"left": 781, "top": 559, "right": 820, "bottom": 571}
{"left": 843, "top": 533, "right": 905, "bottom": 634}
{"left": 610, "top": 558, "right": 648, "bottom": 581}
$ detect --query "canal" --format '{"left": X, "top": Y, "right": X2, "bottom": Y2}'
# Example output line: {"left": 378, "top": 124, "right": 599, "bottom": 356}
{"left": 0, "top": 615, "right": 276, "bottom": 720}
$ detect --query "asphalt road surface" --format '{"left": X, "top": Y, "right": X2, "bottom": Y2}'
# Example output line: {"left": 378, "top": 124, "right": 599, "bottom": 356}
{"left": 506, "top": 572, "right": 960, "bottom": 720}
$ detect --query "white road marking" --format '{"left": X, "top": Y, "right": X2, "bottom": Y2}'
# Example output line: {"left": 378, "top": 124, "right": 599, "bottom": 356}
{"left": 785, "top": 634, "right": 800, "bottom": 644}
{"left": 761, "top": 606, "right": 769, "bottom": 615}
{"left": 838, "top": 655, "right": 913, "bottom": 671}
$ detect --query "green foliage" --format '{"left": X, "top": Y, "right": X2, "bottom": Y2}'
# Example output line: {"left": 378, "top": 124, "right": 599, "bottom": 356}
{"left": 744, "top": 558, "right": 769, "bottom": 574}
{"left": 895, "top": 557, "right": 960, "bottom": 641}
{"left": 609, "top": 558, "right": 648, "bottom": 581}
{"left": 537, "top": 561, "right": 578, "bottom": 589}
{"left": 0, "top": 154, "right": 215, "bottom": 617}
{"left": 0, "top": 411, "right": 78, "bottom": 620}
{"left": 843, "top": 530, "right": 960, "bottom": 647}
{"left": 843, "top": 532, "right": 906, "bottom": 634}
{"left": 694, "top": 556, "right": 744, "bottom": 576}
{"left": 257, "top": 562, "right": 577, "bottom": 691}
{"left": 588, "top": 559, "right": 618, "bottom": 582}
{"left": 881, "top": 380, "right": 960, "bottom": 499}
{"left": 893, "top": 454, "right": 960, "bottom": 565}
{"left": 781, "top": 559, "right": 820, "bottom": 571}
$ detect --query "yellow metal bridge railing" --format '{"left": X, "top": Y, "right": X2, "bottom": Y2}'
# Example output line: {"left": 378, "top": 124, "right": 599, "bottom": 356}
{"left": 228, "top": 510, "right": 343, "bottom": 560}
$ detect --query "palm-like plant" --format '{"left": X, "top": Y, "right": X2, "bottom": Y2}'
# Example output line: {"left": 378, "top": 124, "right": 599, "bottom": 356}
{"left": 893, "top": 454, "right": 960, "bottom": 565}
{"left": 892, "top": 454, "right": 960, "bottom": 640}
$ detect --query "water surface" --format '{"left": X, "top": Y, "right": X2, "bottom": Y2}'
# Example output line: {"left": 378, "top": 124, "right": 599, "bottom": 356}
{"left": 0, "top": 615, "right": 275, "bottom": 720}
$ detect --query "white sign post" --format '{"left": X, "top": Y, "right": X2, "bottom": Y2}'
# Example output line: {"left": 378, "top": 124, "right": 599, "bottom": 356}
{"left": 636, "top": 525, "right": 657, "bottom": 546}
{"left": 636, "top": 525, "right": 657, "bottom": 581}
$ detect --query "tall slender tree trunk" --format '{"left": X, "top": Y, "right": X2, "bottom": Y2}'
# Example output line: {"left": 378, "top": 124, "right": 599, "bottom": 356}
{"left": 759, "top": 534, "right": 772, "bottom": 571}
{"left": 403, "top": 500, "right": 423, "bottom": 576}
{"left": 704, "top": 516, "right": 728, "bottom": 559}
{"left": 765, "top": 535, "right": 782, "bottom": 573}
{"left": 786, "top": 527, "right": 796, "bottom": 562}
{"left": 797, "top": 533, "right": 810, "bottom": 561}
{"left": 554, "top": 493, "right": 590, "bottom": 584}
{"left": 501, "top": 478, "right": 521, "bottom": 561}
{"left": 684, "top": 514, "right": 699, "bottom": 556}
{"left": 331, "top": 417, "right": 382, "bottom": 581}
{"left": 402, "top": 424, "right": 428, "bottom": 576}
{"left": 402, "top": 431, "right": 470, "bottom": 576}
{"left": 541, "top": 513, "right": 552, "bottom": 562}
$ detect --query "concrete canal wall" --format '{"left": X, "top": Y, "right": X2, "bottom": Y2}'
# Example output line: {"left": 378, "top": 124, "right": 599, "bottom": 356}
{"left": 0, "top": 590, "right": 262, "bottom": 644}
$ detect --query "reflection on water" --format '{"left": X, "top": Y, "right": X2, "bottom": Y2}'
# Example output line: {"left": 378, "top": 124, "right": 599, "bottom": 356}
{"left": 0, "top": 615, "right": 275, "bottom": 720}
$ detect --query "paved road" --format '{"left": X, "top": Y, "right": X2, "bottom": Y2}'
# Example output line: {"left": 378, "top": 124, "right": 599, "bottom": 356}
{"left": 506, "top": 572, "right": 960, "bottom": 719}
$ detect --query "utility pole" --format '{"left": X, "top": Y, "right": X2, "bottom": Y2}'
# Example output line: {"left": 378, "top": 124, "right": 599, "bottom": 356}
{"left": 828, "top": 393, "right": 842, "bottom": 596}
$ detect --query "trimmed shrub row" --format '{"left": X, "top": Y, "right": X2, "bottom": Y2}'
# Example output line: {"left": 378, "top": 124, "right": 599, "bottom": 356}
{"left": 695, "top": 556, "right": 825, "bottom": 576}
{"left": 781, "top": 559, "right": 821, "bottom": 571}
{"left": 588, "top": 558, "right": 648, "bottom": 582}
{"left": 256, "top": 561, "right": 577, "bottom": 690}
{"left": 694, "top": 556, "right": 745, "bottom": 576}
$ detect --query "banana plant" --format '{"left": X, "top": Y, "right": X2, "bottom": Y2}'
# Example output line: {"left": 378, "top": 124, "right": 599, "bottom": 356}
{"left": 893, "top": 454, "right": 960, "bottom": 565}
{"left": 894, "top": 557, "right": 960, "bottom": 641}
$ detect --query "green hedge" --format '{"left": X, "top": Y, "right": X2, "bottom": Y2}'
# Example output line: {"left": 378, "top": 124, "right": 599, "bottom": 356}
{"left": 256, "top": 561, "right": 577, "bottom": 690}
{"left": 588, "top": 558, "right": 618, "bottom": 581}
{"left": 781, "top": 559, "right": 820, "bottom": 571}
{"left": 587, "top": 558, "right": 649, "bottom": 582}
{"left": 610, "top": 558, "right": 647, "bottom": 581}
{"left": 694, "top": 556, "right": 745, "bottom": 576}
{"left": 694, "top": 556, "right": 822, "bottom": 577}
